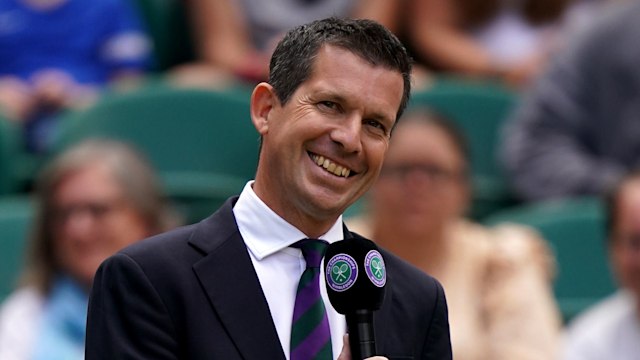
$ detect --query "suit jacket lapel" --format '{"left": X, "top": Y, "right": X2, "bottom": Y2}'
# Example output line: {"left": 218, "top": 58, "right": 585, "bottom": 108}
{"left": 190, "top": 198, "right": 286, "bottom": 360}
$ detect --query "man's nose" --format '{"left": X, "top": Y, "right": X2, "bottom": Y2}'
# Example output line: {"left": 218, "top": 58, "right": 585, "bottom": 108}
{"left": 330, "top": 116, "right": 362, "bottom": 153}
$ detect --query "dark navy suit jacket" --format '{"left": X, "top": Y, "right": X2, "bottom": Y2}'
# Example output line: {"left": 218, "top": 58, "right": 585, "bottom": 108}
{"left": 85, "top": 197, "right": 452, "bottom": 359}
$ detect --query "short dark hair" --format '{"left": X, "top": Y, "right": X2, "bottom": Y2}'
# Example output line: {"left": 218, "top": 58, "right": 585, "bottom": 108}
{"left": 268, "top": 17, "right": 412, "bottom": 121}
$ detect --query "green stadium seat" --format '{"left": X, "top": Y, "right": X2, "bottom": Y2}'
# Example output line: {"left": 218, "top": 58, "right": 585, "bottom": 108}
{"left": 0, "top": 116, "right": 25, "bottom": 195}
{"left": 52, "top": 84, "right": 259, "bottom": 224}
{"left": 131, "top": 0, "right": 195, "bottom": 72}
{"left": 484, "top": 197, "right": 617, "bottom": 322}
{"left": 0, "top": 196, "right": 34, "bottom": 301}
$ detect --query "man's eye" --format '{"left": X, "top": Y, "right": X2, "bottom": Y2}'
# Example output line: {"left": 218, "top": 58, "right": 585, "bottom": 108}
{"left": 318, "top": 101, "right": 337, "bottom": 110}
{"left": 365, "top": 119, "right": 387, "bottom": 133}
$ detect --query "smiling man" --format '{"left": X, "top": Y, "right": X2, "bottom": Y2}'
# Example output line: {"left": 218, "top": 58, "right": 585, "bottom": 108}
{"left": 86, "top": 17, "right": 451, "bottom": 360}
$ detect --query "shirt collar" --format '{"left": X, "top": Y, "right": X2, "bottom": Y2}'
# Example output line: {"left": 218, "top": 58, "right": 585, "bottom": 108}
{"left": 233, "top": 181, "right": 345, "bottom": 260}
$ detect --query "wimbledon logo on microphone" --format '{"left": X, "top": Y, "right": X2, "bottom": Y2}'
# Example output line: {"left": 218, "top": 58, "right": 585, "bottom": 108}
{"left": 364, "top": 250, "right": 386, "bottom": 287}
{"left": 326, "top": 254, "right": 358, "bottom": 292}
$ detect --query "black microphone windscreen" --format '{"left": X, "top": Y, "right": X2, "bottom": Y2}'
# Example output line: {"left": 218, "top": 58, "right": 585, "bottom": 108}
{"left": 324, "top": 238, "right": 386, "bottom": 314}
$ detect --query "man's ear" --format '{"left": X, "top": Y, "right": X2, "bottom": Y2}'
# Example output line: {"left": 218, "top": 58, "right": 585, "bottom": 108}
{"left": 250, "top": 82, "right": 278, "bottom": 135}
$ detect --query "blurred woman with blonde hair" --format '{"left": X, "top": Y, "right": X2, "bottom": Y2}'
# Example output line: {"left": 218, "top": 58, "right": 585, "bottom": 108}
{"left": 0, "top": 139, "right": 179, "bottom": 359}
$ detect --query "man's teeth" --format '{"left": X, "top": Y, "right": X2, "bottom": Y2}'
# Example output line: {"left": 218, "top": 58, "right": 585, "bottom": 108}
{"left": 311, "top": 154, "right": 351, "bottom": 178}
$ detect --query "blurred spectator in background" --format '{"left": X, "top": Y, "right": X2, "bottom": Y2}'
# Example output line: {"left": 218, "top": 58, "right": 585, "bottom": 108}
{"left": 0, "top": 139, "right": 178, "bottom": 359}
{"left": 501, "top": 0, "right": 640, "bottom": 202}
{"left": 560, "top": 0, "right": 630, "bottom": 37}
{"left": 0, "top": 0, "right": 151, "bottom": 152}
{"left": 347, "top": 109, "right": 561, "bottom": 359}
{"left": 405, "top": 0, "right": 580, "bottom": 87}
{"left": 563, "top": 170, "right": 640, "bottom": 360}
{"left": 171, "top": 0, "right": 398, "bottom": 87}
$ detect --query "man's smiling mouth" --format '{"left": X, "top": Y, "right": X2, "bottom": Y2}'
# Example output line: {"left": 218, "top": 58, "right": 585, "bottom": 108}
{"left": 309, "top": 152, "right": 353, "bottom": 178}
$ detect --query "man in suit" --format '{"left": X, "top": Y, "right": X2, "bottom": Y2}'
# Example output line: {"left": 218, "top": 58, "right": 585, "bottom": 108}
{"left": 86, "top": 17, "right": 452, "bottom": 359}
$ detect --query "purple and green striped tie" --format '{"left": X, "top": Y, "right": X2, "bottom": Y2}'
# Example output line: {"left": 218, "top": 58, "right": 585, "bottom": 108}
{"left": 290, "top": 239, "right": 332, "bottom": 360}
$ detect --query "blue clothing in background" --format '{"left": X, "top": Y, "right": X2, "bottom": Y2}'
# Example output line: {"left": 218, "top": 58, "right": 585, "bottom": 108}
{"left": 32, "top": 276, "right": 88, "bottom": 360}
{"left": 0, "top": 0, "right": 151, "bottom": 85}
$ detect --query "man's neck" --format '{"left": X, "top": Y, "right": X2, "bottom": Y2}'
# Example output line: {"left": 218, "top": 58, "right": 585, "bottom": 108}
{"left": 274, "top": 205, "right": 340, "bottom": 239}
{"left": 250, "top": 181, "right": 340, "bottom": 239}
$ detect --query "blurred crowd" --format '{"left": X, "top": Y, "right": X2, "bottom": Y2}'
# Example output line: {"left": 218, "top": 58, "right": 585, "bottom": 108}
{"left": 1, "top": 0, "right": 639, "bottom": 359}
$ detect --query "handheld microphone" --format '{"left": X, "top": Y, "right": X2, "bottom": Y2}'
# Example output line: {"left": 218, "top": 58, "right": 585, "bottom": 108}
{"left": 324, "top": 238, "right": 387, "bottom": 360}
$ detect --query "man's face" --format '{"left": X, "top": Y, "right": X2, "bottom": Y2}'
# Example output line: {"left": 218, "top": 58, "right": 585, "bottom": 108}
{"left": 611, "top": 180, "right": 640, "bottom": 298}
{"left": 253, "top": 45, "right": 404, "bottom": 232}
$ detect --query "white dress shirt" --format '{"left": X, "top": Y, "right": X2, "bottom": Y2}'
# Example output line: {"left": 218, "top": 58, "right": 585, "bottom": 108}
{"left": 233, "top": 181, "right": 347, "bottom": 360}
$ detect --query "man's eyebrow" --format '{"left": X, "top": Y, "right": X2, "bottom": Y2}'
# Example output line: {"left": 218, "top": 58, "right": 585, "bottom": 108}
{"left": 312, "top": 90, "right": 347, "bottom": 103}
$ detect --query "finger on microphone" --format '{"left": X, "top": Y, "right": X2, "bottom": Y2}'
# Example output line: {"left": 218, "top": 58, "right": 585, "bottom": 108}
{"left": 337, "top": 334, "right": 351, "bottom": 360}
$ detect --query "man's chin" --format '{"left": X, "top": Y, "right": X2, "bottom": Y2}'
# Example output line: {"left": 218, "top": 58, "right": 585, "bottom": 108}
{"left": 302, "top": 197, "right": 350, "bottom": 220}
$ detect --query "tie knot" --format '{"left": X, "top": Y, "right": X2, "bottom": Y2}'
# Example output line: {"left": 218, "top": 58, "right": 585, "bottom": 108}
{"left": 291, "top": 239, "right": 328, "bottom": 268}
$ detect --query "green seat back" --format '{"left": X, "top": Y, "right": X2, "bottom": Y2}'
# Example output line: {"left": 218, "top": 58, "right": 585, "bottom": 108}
{"left": 0, "top": 196, "right": 34, "bottom": 301}
{"left": 132, "top": 0, "right": 195, "bottom": 71}
{"left": 409, "top": 78, "right": 518, "bottom": 219}
{"left": 0, "top": 116, "right": 24, "bottom": 195}
{"left": 53, "top": 85, "right": 259, "bottom": 223}
{"left": 484, "top": 197, "right": 616, "bottom": 322}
